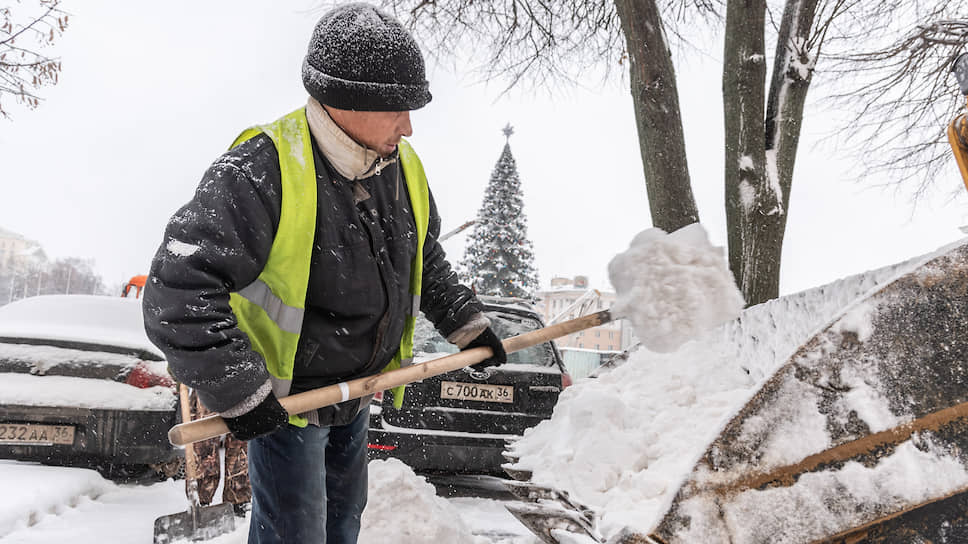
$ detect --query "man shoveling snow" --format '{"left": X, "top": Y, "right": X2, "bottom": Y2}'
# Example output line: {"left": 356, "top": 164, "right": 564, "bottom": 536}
{"left": 159, "top": 213, "right": 746, "bottom": 544}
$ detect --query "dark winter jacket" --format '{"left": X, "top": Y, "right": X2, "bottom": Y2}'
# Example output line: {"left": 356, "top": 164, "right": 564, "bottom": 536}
{"left": 143, "top": 129, "right": 482, "bottom": 426}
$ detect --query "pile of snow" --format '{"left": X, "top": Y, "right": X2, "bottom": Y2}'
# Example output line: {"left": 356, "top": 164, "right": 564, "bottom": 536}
{"left": 360, "top": 458, "right": 486, "bottom": 544}
{"left": 608, "top": 224, "right": 744, "bottom": 353}
{"left": 0, "top": 461, "right": 115, "bottom": 537}
{"left": 0, "top": 459, "right": 530, "bottom": 543}
{"left": 507, "top": 235, "right": 952, "bottom": 539}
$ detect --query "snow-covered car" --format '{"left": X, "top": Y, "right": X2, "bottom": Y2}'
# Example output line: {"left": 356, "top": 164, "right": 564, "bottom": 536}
{"left": 0, "top": 295, "right": 180, "bottom": 481}
{"left": 367, "top": 297, "right": 571, "bottom": 475}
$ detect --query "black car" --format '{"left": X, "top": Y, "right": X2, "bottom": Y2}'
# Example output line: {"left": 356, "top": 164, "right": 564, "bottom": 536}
{"left": 0, "top": 295, "right": 180, "bottom": 480}
{"left": 367, "top": 297, "right": 571, "bottom": 475}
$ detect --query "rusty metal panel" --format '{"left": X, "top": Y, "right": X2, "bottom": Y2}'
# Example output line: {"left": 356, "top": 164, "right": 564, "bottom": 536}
{"left": 652, "top": 242, "right": 968, "bottom": 543}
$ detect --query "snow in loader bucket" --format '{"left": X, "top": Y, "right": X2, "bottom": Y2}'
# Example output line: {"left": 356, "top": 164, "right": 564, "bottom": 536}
{"left": 503, "top": 238, "right": 968, "bottom": 543}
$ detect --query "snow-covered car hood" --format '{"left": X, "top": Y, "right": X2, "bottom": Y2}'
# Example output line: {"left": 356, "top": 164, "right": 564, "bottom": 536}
{"left": 0, "top": 295, "right": 163, "bottom": 360}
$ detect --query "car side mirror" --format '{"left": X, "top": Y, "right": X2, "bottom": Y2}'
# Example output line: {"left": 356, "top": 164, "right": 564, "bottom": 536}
{"left": 954, "top": 53, "right": 968, "bottom": 96}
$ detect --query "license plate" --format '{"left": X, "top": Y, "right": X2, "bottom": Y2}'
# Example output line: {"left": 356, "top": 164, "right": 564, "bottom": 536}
{"left": 0, "top": 423, "right": 75, "bottom": 445}
{"left": 440, "top": 381, "right": 514, "bottom": 404}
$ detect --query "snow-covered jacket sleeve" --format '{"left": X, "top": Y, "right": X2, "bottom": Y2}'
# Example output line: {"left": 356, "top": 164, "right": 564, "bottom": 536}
{"left": 419, "top": 189, "right": 487, "bottom": 341}
{"left": 142, "top": 135, "right": 282, "bottom": 414}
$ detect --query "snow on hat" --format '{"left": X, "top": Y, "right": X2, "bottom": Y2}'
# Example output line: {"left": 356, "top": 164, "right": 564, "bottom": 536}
{"left": 302, "top": 3, "right": 432, "bottom": 111}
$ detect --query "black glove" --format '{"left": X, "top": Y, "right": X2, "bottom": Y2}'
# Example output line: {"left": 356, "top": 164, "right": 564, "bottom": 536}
{"left": 461, "top": 327, "right": 507, "bottom": 371}
{"left": 223, "top": 391, "right": 289, "bottom": 441}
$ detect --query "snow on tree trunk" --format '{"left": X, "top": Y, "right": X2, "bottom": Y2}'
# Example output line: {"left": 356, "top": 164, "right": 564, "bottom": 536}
{"left": 725, "top": 0, "right": 820, "bottom": 307}
{"left": 460, "top": 137, "right": 539, "bottom": 299}
{"left": 723, "top": 0, "right": 772, "bottom": 308}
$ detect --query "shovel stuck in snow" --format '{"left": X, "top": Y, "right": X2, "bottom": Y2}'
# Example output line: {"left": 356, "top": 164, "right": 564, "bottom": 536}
{"left": 153, "top": 384, "right": 235, "bottom": 543}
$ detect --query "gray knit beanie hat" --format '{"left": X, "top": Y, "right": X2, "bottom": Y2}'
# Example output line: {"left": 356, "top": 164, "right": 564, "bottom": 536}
{"left": 302, "top": 3, "right": 432, "bottom": 111}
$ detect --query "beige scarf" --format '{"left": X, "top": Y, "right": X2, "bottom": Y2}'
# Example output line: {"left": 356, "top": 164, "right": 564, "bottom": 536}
{"left": 305, "top": 97, "right": 395, "bottom": 181}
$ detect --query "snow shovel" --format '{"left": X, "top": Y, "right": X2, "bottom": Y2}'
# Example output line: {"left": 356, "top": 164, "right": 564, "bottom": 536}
{"left": 153, "top": 384, "right": 235, "bottom": 543}
{"left": 168, "top": 310, "right": 615, "bottom": 446}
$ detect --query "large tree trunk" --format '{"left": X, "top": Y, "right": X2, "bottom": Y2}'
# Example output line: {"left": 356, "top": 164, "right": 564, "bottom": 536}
{"left": 723, "top": 0, "right": 819, "bottom": 307}
{"left": 723, "top": 0, "right": 771, "bottom": 306}
{"left": 762, "top": 0, "right": 821, "bottom": 288}
{"left": 614, "top": 0, "right": 698, "bottom": 232}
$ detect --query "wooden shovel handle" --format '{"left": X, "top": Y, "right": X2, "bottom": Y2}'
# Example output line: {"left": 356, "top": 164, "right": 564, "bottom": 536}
{"left": 178, "top": 383, "right": 203, "bottom": 508}
{"left": 168, "top": 310, "right": 613, "bottom": 446}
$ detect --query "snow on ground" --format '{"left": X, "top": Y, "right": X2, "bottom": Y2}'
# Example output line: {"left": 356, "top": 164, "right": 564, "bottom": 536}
{"left": 360, "top": 458, "right": 482, "bottom": 543}
{"left": 0, "top": 461, "right": 185, "bottom": 543}
{"left": 0, "top": 461, "right": 115, "bottom": 538}
{"left": 0, "top": 459, "right": 537, "bottom": 544}
{"left": 507, "top": 234, "right": 957, "bottom": 539}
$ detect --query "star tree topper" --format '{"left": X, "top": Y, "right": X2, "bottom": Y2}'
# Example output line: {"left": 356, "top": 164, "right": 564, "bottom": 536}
{"left": 502, "top": 123, "right": 514, "bottom": 142}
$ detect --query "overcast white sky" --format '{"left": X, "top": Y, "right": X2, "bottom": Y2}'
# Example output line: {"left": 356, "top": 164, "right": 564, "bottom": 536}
{"left": 2, "top": 0, "right": 967, "bottom": 297}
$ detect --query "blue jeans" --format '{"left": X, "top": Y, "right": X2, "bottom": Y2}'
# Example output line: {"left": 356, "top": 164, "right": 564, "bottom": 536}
{"left": 247, "top": 406, "right": 369, "bottom": 544}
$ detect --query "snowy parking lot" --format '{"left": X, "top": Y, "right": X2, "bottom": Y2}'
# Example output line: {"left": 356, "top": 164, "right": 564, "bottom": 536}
{"left": 0, "top": 460, "right": 538, "bottom": 544}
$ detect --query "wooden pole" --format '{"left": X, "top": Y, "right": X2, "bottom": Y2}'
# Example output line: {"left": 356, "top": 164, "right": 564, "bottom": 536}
{"left": 168, "top": 310, "right": 614, "bottom": 446}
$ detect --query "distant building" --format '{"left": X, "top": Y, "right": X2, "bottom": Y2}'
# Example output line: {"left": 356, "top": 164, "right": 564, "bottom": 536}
{"left": 0, "top": 227, "right": 46, "bottom": 272}
{"left": 534, "top": 275, "right": 635, "bottom": 352}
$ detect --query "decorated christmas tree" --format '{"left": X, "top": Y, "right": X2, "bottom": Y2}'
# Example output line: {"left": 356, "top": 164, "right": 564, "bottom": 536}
{"left": 460, "top": 124, "right": 539, "bottom": 299}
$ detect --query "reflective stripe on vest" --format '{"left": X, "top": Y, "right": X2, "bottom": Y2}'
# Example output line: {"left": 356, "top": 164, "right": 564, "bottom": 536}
{"left": 228, "top": 107, "right": 430, "bottom": 423}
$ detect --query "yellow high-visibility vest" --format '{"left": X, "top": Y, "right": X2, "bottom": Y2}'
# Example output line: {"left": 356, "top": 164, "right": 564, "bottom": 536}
{"left": 228, "top": 107, "right": 430, "bottom": 425}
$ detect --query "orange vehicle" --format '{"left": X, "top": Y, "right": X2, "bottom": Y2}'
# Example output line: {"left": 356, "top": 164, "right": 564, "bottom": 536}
{"left": 121, "top": 275, "right": 147, "bottom": 298}
{"left": 949, "top": 53, "right": 968, "bottom": 190}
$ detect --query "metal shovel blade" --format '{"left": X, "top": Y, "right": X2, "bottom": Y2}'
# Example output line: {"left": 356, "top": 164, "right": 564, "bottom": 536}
{"left": 153, "top": 502, "right": 236, "bottom": 543}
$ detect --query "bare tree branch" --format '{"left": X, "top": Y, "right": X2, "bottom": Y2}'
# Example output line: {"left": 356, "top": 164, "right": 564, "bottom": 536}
{"left": 379, "top": 0, "right": 957, "bottom": 305}
{"left": 0, "top": 0, "right": 69, "bottom": 119}
{"left": 382, "top": 0, "right": 703, "bottom": 92}
{"left": 821, "top": 4, "right": 967, "bottom": 197}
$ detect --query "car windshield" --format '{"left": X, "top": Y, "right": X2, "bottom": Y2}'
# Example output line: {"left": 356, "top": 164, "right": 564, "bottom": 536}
{"left": 413, "top": 310, "right": 556, "bottom": 367}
